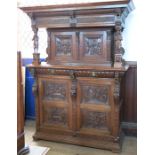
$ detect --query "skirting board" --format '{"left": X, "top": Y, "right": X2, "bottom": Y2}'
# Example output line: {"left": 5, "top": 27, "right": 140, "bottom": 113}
{"left": 121, "top": 122, "right": 137, "bottom": 136}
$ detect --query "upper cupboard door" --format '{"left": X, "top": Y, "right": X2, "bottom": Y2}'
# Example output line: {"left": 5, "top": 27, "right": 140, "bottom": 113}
{"left": 51, "top": 32, "right": 77, "bottom": 63}
{"left": 79, "top": 31, "right": 112, "bottom": 64}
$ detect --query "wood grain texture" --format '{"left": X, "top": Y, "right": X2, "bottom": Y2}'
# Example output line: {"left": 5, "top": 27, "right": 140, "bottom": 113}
{"left": 17, "top": 52, "right": 29, "bottom": 154}
{"left": 17, "top": 52, "right": 25, "bottom": 153}
{"left": 121, "top": 61, "right": 137, "bottom": 136}
{"left": 19, "top": 0, "right": 135, "bottom": 152}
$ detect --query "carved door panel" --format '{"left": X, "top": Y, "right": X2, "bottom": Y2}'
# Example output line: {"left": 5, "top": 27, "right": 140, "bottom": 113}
{"left": 38, "top": 76, "right": 73, "bottom": 133}
{"left": 76, "top": 77, "right": 115, "bottom": 137}
{"left": 51, "top": 32, "right": 77, "bottom": 63}
{"left": 79, "top": 31, "right": 111, "bottom": 64}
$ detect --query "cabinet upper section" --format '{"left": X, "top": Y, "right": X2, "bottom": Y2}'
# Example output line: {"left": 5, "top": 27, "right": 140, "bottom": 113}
{"left": 19, "top": 0, "right": 134, "bottom": 68}
{"left": 19, "top": 0, "right": 134, "bottom": 28}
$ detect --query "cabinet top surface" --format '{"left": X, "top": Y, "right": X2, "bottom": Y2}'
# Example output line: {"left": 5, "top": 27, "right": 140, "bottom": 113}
{"left": 27, "top": 62, "right": 128, "bottom": 72}
{"left": 19, "top": 0, "right": 134, "bottom": 13}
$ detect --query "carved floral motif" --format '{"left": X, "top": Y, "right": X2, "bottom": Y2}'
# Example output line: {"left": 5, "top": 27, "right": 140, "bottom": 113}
{"left": 84, "top": 37, "right": 102, "bottom": 56}
{"left": 56, "top": 36, "right": 72, "bottom": 56}
{"left": 42, "top": 81, "right": 66, "bottom": 101}
{"left": 45, "top": 108, "right": 67, "bottom": 126}
{"left": 82, "top": 110, "right": 107, "bottom": 129}
{"left": 114, "top": 73, "right": 120, "bottom": 98}
{"left": 81, "top": 85, "right": 109, "bottom": 104}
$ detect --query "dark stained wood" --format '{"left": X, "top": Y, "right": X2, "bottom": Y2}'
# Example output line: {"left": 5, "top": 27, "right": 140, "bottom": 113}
{"left": 19, "top": 0, "right": 134, "bottom": 152}
{"left": 29, "top": 66, "right": 126, "bottom": 152}
{"left": 19, "top": 0, "right": 134, "bottom": 29}
{"left": 28, "top": 63, "right": 128, "bottom": 71}
{"left": 17, "top": 52, "right": 29, "bottom": 154}
{"left": 19, "top": 0, "right": 131, "bottom": 13}
{"left": 17, "top": 51, "right": 24, "bottom": 153}
{"left": 121, "top": 61, "right": 137, "bottom": 136}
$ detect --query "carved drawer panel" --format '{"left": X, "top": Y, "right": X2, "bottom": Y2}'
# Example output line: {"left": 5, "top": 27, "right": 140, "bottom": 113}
{"left": 79, "top": 31, "right": 111, "bottom": 63}
{"left": 51, "top": 32, "right": 77, "bottom": 62}
{"left": 81, "top": 85, "right": 109, "bottom": 105}
{"left": 77, "top": 77, "right": 114, "bottom": 106}
{"left": 42, "top": 81, "right": 67, "bottom": 102}
{"left": 39, "top": 76, "right": 71, "bottom": 103}
{"left": 55, "top": 36, "right": 72, "bottom": 56}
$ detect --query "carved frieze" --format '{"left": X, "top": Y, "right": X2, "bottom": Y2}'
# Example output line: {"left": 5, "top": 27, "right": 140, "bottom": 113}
{"left": 42, "top": 81, "right": 66, "bottom": 101}
{"left": 32, "top": 67, "right": 125, "bottom": 78}
{"left": 45, "top": 108, "right": 67, "bottom": 126}
{"left": 55, "top": 36, "right": 72, "bottom": 56}
{"left": 82, "top": 110, "right": 108, "bottom": 129}
{"left": 81, "top": 85, "right": 109, "bottom": 104}
{"left": 114, "top": 73, "right": 120, "bottom": 98}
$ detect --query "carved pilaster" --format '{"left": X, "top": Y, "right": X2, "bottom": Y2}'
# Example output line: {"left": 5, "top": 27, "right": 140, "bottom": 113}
{"left": 32, "top": 81, "right": 38, "bottom": 97}
{"left": 113, "top": 72, "right": 121, "bottom": 139}
{"left": 114, "top": 72, "right": 120, "bottom": 98}
{"left": 31, "top": 16, "right": 41, "bottom": 65}
{"left": 70, "top": 71, "right": 77, "bottom": 97}
{"left": 69, "top": 71, "right": 77, "bottom": 133}
{"left": 114, "top": 16, "right": 125, "bottom": 68}
{"left": 29, "top": 68, "right": 38, "bottom": 96}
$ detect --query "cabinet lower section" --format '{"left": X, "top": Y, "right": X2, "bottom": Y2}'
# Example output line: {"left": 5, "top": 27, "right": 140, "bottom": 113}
{"left": 33, "top": 130, "right": 123, "bottom": 152}
{"left": 30, "top": 66, "right": 126, "bottom": 152}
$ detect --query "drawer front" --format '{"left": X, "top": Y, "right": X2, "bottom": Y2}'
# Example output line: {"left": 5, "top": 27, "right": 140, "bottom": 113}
{"left": 38, "top": 76, "right": 73, "bottom": 132}
{"left": 76, "top": 77, "right": 115, "bottom": 137}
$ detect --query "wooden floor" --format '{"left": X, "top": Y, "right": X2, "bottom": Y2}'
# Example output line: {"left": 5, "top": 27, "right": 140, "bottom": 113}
{"left": 24, "top": 120, "right": 137, "bottom": 155}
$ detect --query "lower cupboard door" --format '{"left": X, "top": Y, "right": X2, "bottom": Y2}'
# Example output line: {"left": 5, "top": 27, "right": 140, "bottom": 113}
{"left": 38, "top": 76, "right": 73, "bottom": 134}
{"left": 76, "top": 77, "right": 115, "bottom": 138}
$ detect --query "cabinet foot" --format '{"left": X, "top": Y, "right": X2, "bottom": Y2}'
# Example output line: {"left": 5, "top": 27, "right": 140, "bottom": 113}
{"left": 17, "top": 146, "right": 29, "bottom": 155}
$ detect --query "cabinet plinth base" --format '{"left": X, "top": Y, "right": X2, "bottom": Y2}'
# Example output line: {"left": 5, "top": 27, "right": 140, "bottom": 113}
{"left": 33, "top": 131, "right": 123, "bottom": 152}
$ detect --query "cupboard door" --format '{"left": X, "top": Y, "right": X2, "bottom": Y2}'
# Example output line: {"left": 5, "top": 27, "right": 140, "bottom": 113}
{"left": 77, "top": 77, "right": 115, "bottom": 137}
{"left": 51, "top": 32, "right": 77, "bottom": 63}
{"left": 79, "top": 31, "right": 111, "bottom": 64}
{"left": 38, "top": 76, "right": 73, "bottom": 133}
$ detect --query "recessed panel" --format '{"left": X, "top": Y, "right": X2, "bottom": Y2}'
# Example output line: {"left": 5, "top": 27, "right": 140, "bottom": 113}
{"left": 81, "top": 85, "right": 109, "bottom": 105}
{"left": 50, "top": 32, "right": 77, "bottom": 63}
{"left": 42, "top": 81, "right": 67, "bottom": 101}
{"left": 55, "top": 35, "right": 72, "bottom": 56}
{"left": 81, "top": 109, "right": 108, "bottom": 130}
{"left": 84, "top": 35, "right": 103, "bottom": 56}
{"left": 79, "top": 31, "right": 112, "bottom": 64}
{"left": 44, "top": 107, "right": 67, "bottom": 127}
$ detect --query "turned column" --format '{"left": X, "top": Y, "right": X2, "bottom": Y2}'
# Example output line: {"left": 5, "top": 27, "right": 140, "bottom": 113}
{"left": 31, "top": 16, "right": 41, "bottom": 65}
{"left": 114, "top": 16, "right": 125, "bottom": 68}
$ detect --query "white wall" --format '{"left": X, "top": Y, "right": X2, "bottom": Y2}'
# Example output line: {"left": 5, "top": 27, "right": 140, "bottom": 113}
{"left": 122, "top": 0, "right": 144, "bottom": 61}
{"left": 122, "top": 8, "right": 137, "bottom": 61}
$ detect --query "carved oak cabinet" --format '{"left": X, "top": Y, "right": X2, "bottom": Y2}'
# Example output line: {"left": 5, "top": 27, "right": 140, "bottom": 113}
{"left": 20, "top": 0, "right": 134, "bottom": 152}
